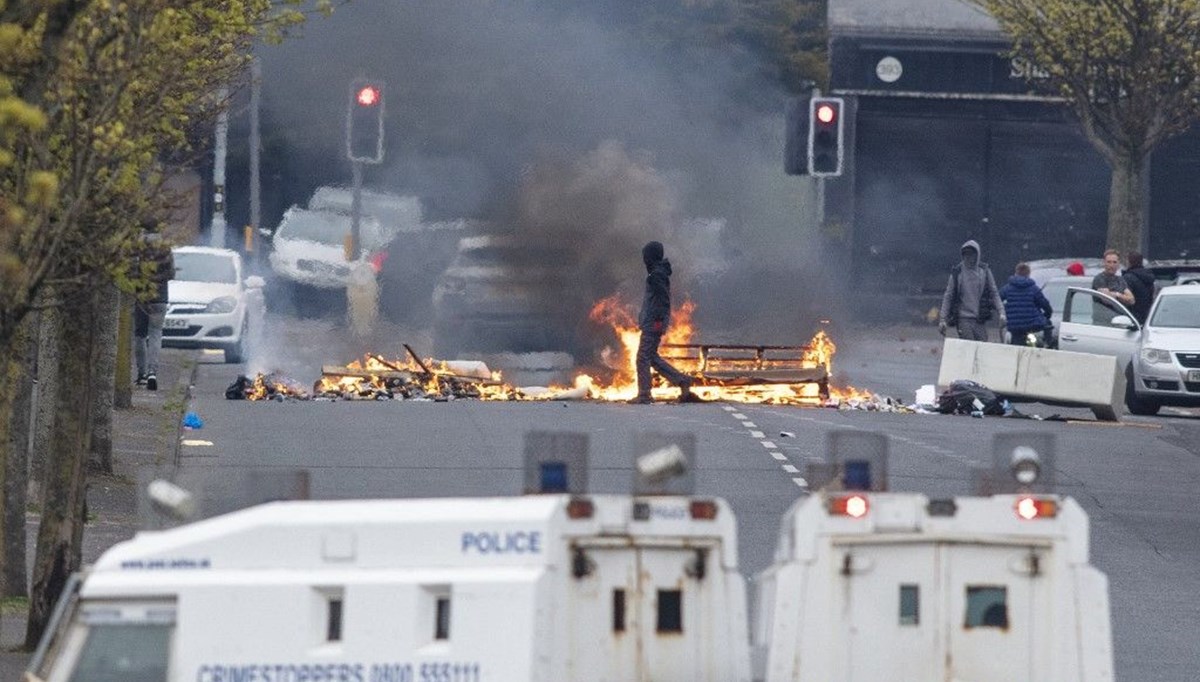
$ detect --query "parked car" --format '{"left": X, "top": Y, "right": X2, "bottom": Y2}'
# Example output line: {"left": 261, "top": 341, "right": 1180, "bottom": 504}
{"left": 164, "top": 247, "right": 265, "bottom": 364}
{"left": 267, "top": 207, "right": 390, "bottom": 290}
{"left": 1026, "top": 258, "right": 1104, "bottom": 287}
{"left": 1058, "top": 285, "right": 1200, "bottom": 415}
{"left": 1177, "top": 273, "right": 1200, "bottom": 286}
{"left": 431, "top": 234, "right": 577, "bottom": 357}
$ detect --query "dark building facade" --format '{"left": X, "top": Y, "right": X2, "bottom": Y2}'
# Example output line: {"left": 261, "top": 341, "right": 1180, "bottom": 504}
{"left": 825, "top": 0, "right": 1200, "bottom": 313}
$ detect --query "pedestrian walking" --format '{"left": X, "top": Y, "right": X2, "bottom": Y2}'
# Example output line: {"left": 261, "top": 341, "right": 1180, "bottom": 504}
{"left": 1000, "top": 263, "right": 1053, "bottom": 347}
{"left": 1122, "top": 251, "right": 1155, "bottom": 325}
{"left": 630, "top": 241, "right": 696, "bottom": 404}
{"left": 134, "top": 236, "right": 174, "bottom": 391}
{"left": 939, "top": 240, "right": 1005, "bottom": 341}
{"left": 1091, "top": 249, "right": 1135, "bottom": 325}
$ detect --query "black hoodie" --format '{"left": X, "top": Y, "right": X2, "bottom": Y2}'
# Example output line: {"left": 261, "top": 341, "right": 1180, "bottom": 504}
{"left": 638, "top": 241, "right": 672, "bottom": 333}
{"left": 1123, "top": 267, "right": 1155, "bottom": 323}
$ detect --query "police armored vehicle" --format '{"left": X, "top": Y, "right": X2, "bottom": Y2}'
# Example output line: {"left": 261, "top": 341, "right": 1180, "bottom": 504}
{"left": 755, "top": 431, "right": 1113, "bottom": 682}
{"left": 28, "top": 433, "right": 751, "bottom": 682}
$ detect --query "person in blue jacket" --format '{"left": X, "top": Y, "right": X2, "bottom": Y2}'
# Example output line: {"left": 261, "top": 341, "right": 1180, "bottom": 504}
{"left": 1000, "top": 262, "right": 1054, "bottom": 347}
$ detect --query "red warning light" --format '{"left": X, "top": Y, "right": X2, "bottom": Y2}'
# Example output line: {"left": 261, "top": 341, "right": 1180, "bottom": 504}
{"left": 356, "top": 86, "right": 380, "bottom": 107}
{"left": 816, "top": 104, "right": 836, "bottom": 124}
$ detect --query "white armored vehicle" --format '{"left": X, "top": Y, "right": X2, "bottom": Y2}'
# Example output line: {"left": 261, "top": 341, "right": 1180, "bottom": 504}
{"left": 755, "top": 432, "right": 1114, "bottom": 682}
{"left": 28, "top": 434, "right": 751, "bottom": 682}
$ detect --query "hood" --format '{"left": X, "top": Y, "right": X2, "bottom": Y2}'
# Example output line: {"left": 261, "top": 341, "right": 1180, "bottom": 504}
{"left": 643, "top": 241, "right": 664, "bottom": 270}
{"left": 1143, "top": 326, "right": 1200, "bottom": 350}
{"left": 960, "top": 239, "right": 981, "bottom": 266}
{"left": 169, "top": 279, "right": 237, "bottom": 305}
{"left": 272, "top": 236, "right": 358, "bottom": 263}
{"left": 1126, "top": 267, "right": 1155, "bottom": 286}
{"left": 1006, "top": 275, "right": 1037, "bottom": 289}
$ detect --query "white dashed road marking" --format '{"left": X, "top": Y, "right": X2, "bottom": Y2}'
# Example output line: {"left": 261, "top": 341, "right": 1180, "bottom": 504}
{"left": 722, "top": 405, "right": 808, "bottom": 492}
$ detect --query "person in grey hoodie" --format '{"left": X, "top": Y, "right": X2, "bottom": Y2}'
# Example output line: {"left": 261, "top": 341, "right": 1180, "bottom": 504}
{"left": 939, "top": 240, "right": 1005, "bottom": 341}
{"left": 631, "top": 241, "right": 696, "bottom": 404}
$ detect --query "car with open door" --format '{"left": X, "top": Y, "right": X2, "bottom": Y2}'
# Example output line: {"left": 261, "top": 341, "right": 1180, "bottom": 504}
{"left": 1059, "top": 286, "right": 1200, "bottom": 415}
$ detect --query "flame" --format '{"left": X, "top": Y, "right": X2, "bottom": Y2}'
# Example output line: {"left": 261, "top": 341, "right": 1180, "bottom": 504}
{"left": 310, "top": 297, "right": 869, "bottom": 406}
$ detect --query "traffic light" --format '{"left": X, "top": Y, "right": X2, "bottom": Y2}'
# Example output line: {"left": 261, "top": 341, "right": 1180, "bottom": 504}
{"left": 808, "top": 97, "right": 844, "bottom": 176}
{"left": 347, "top": 79, "right": 385, "bottom": 164}
{"left": 784, "top": 96, "right": 810, "bottom": 176}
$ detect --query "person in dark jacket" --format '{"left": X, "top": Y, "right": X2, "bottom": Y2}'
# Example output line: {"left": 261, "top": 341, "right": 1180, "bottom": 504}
{"left": 631, "top": 241, "right": 695, "bottom": 404}
{"left": 134, "top": 236, "right": 175, "bottom": 390}
{"left": 1000, "top": 263, "right": 1053, "bottom": 346}
{"left": 1123, "top": 251, "right": 1156, "bottom": 324}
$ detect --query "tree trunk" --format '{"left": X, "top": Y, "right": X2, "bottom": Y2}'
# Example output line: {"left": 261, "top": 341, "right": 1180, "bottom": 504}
{"left": 114, "top": 291, "right": 132, "bottom": 410}
{"left": 2, "top": 317, "right": 36, "bottom": 598}
{"left": 89, "top": 283, "right": 119, "bottom": 472}
{"left": 1106, "top": 153, "right": 1148, "bottom": 256}
{"left": 28, "top": 305, "right": 60, "bottom": 506}
{"left": 25, "top": 291, "right": 96, "bottom": 648}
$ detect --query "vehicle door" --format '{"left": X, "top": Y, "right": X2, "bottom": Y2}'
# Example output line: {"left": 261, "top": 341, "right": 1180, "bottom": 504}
{"left": 840, "top": 543, "right": 940, "bottom": 682}
{"left": 945, "top": 543, "right": 1048, "bottom": 682}
{"left": 568, "top": 544, "right": 712, "bottom": 682}
{"left": 1058, "top": 288, "right": 1140, "bottom": 364}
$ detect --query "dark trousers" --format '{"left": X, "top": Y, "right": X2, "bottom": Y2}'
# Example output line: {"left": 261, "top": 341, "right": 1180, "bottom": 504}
{"left": 636, "top": 330, "right": 690, "bottom": 397}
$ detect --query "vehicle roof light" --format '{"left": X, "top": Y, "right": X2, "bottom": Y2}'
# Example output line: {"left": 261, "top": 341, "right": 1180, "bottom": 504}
{"left": 689, "top": 499, "right": 719, "bottom": 520}
{"left": 828, "top": 494, "right": 869, "bottom": 519}
{"left": 566, "top": 496, "right": 594, "bottom": 519}
{"left": 539, "top": 461, "right": 568, "bottom": 493}
{"left": 1015, "top": 496, "right": 1058, "bottom": 520}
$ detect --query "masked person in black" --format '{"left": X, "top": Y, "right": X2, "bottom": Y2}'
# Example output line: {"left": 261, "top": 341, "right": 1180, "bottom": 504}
{"left": 631, "top": 241, "right": 696, "bottom": 404}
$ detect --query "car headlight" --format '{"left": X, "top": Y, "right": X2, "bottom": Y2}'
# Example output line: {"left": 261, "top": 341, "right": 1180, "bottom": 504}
{"left": 1140, "top": 348, "right": 1172, "bottom": 364}
{"left": 205, "top": 296, "right": 237, "bottom": 314}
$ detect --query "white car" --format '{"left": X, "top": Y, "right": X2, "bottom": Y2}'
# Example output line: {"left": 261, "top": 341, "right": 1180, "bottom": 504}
{"left": 267, "top": 206, "right": 389, "bottom": 289}
{"left": 164, "top": 247, "right": 265, "bottom": 364}
{"left": 1058, "top": 285, "right": 1200, "bottom": 415}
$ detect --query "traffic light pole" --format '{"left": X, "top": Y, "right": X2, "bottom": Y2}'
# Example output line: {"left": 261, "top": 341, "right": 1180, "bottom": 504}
{"left": 350, "top": 161, "right": 363, "bottom": 261}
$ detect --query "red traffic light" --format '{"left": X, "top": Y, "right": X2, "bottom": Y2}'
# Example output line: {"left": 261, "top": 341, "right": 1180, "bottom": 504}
{"left": 356, "top": 86, "right": 381, "bottom": 107}
{"left": 816, "top": 104, "right": 836, "bottom": 124}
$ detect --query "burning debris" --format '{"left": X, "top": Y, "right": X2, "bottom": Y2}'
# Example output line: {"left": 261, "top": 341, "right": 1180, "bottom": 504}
{"left": 231, "top": 298, "right": 873, "bottom": 405}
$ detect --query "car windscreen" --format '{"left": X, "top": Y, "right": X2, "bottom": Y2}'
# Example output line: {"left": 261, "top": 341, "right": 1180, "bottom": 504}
{"left": 1149, "top": 295, "right": 1200, "bottom": 328}
{"left": 278, "top": 210, "right": 385, "bottom": 248}
{"left": 172, "top": 251, "right": 237, "bottom": 283}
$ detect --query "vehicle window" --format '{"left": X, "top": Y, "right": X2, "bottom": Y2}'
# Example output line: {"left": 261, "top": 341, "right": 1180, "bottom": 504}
{"left": 67, "top": 623, "right": 172, "bottom": 682}
{"left": 1149, "top": 296, "right": 1200, "bottom": 329}
{"left": 1064, "top": 291, "right": 1094, "bottom": 325}
{"left": 899, "top": 584, "right": 919, "bottom": 626}
{"left": 1041, "top": 282, "right": 1069, "bottom": 315}
{"left": 172, "top": 252, "right": 237, "bottom": 283}
{"left": 964, "top": 586, "right": 1008, "bottom": 629}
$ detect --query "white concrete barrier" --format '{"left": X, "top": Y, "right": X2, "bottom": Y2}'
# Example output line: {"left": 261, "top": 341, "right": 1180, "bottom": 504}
{"left": 937, "top": 339, "right": 1125, "bottom": 421}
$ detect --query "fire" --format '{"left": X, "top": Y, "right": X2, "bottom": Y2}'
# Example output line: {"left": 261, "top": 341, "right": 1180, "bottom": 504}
{"left": 579, "top": 296, "right": 865, "bottom": 405}
{"left": 299, "top": 297, "right": 868, "bottom": 406}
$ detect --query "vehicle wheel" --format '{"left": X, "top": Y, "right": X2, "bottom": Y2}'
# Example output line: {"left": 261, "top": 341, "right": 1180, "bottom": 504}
{"left": 224, "top": 323, "right": 247, "bottom": 364}
{"left": 1124, "top": 367, "right": 1160, "bottom": 415}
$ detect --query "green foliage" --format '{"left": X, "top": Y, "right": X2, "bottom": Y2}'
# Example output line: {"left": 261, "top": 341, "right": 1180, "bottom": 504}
{"left": 0, "top": 0, "right": 335, "bottom": 346}
{"left": 973, "top": 0, "right": 1200, "bottom": 162}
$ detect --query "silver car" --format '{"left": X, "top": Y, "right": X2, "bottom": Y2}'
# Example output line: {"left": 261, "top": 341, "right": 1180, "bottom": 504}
{"left": 1059, "top": 285, "right": 1200, "bottom": 415}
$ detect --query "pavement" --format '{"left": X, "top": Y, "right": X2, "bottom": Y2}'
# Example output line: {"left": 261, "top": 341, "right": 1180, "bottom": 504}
{"left": 0, "top": 347, "right": 198, "bottom": 679}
